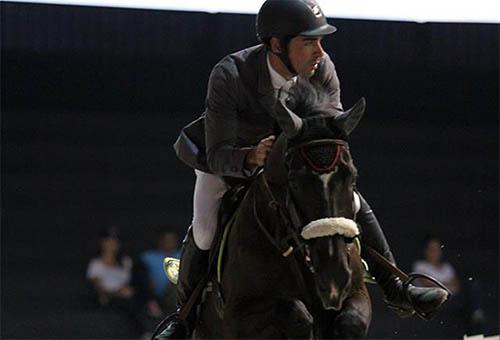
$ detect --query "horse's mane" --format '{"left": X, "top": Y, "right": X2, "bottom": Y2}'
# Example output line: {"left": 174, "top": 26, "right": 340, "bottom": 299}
{"left": 286, "top": 81, "right": 348, "bottom": 144}
{"left": 287, "top": 81, "right": 341, "bottom": 118}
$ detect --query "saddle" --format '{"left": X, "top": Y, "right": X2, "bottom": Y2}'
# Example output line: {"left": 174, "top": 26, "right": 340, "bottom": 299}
{"left": 163, "top": 179, "right": 251, "bottom": 286}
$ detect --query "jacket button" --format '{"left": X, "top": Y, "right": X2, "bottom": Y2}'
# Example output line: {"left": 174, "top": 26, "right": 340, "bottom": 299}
{"left": 231, "top": 166, "right": 238, "bottom": 172}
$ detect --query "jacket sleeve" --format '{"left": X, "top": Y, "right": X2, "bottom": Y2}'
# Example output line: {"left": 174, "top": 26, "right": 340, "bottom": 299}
{"left": 204, "top": 62, "right": 254, "bottom": 178}
{"left": 314, "top": 53, "right": 343, "bottom": 111}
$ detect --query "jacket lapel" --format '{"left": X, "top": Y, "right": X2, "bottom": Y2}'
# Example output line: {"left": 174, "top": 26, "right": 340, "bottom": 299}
{"left": 256, "top": 47, "right": 277, "bottom": 118}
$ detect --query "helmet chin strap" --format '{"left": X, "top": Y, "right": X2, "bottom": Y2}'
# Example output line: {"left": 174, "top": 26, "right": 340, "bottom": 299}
{"left": 276, "top": 51, "right": 297, "bottom": 76}
{"left": 270, "top": 36, "right": 297, "bottom": 76}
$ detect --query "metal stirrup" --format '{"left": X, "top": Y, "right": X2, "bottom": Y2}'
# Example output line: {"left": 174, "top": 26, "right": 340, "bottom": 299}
{"left": 403, "top": 272, "right": 452, "bottom": 321}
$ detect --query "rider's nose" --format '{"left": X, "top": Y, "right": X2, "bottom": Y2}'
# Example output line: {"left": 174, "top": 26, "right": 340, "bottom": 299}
{"left": 315, "top": 41, "right": 325, "bottom": 58}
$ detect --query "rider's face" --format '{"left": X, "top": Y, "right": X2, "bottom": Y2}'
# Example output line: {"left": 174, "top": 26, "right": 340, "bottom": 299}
{"left": 288, "top": 36, "right": 325, "bottom": 77}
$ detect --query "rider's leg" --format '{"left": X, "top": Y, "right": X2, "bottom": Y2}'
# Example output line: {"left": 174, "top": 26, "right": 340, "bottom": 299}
{"left": 356, "top": 191, "right": 449, "bottom": 317}
{"left": 156, "top": 170, "right": 228, "bottom": 339}
{"left": 191, "top": 170, "right": 229, "bottom": 251}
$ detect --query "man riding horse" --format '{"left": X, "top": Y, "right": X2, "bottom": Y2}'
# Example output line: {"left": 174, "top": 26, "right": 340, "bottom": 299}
{"left": 160, "top": 0, "right": 449, "bottom": 337}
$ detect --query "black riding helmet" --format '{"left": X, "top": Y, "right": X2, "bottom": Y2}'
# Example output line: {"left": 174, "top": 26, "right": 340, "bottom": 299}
{"left": 256, "top": 0, "right": 337, "bottom": 74}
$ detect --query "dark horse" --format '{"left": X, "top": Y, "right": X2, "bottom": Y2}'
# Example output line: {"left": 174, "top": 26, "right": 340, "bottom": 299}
{"left": 196, "top": 83, "right": 372, "bottom": 339}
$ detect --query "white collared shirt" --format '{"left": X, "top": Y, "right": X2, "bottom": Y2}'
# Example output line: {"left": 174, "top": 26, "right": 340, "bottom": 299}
{"left": 266, "top": 53, "right": 297, "bottom": 98}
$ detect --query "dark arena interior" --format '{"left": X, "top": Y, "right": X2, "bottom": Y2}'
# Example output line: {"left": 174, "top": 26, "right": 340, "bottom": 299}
{"left": 1, "top": 2, "right": 499, "bottom": 339}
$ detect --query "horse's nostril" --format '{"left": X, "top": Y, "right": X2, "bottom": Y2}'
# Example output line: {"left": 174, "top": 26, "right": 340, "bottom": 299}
{"left": 329, "top": 283, "right": 339, "bottom": 300}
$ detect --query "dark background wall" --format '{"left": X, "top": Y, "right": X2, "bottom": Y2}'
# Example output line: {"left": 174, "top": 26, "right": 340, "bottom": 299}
{"left": 1, "top": 2, "right": 498, "bottom": 338}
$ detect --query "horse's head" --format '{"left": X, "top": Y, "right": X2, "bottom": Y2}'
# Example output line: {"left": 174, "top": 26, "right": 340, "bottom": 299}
{"left": 264, "top": 82, "right": 365, "bottom": 310}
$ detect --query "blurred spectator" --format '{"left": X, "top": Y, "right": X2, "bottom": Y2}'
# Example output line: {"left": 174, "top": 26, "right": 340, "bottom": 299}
{"left": 413, "top": 235, "right": 460, "bottom": 294}
{"left": 86, "top": 227, "right": 151, "bottom": 338}
{"left": 412, "top": 235, "right": 486, "bottom": 335}
{"left": 140, "top": 230, "right": 181, "bottom": 315}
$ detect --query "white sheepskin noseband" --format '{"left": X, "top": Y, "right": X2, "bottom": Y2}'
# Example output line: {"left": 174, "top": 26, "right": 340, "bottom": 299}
{"left": 301, "top": 217, "right": 359, "bottom": 240}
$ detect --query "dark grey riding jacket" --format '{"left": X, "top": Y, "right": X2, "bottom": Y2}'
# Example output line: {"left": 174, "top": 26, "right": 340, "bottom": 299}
{"left": 174, "top": 44, "right": 342, "bottom": 178}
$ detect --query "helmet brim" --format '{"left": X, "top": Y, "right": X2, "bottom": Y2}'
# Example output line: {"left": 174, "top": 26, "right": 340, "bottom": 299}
{"left": 300, "top": 24, "right": 337, "bottom": 37}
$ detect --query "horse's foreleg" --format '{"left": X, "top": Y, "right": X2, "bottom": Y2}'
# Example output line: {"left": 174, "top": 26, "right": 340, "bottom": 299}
{"left": 223, "top": 298, "right": 313, "bottom": 339}
{"left": 331, "top": 287, "right": 372, "bottom": 339}
{"left": 223, "top": 299, "right": 280, "bottom": 338}
{"left": 275, "top": 299, "right": 314, "bottom": 339}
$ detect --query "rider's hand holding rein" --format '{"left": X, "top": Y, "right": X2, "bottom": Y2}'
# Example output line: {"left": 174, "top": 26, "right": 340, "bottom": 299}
{"left": 245, "top": 135, "right": 276, "bottom": 169}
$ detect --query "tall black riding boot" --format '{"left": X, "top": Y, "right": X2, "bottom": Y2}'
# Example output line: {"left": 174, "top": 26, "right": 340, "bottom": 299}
{"left": 154, "top": 228, "right": 209, "bottom": 339}
{"left": 356, "top": 192, "right": 450, "bottom": 319}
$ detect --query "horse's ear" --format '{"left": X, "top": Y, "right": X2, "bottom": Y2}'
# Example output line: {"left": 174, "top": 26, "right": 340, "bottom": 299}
{"left": 333, "top": 97, "right": 366, "bottom": 135}
{"left": 274, "top": 89, "right": 303, "bottom": 139}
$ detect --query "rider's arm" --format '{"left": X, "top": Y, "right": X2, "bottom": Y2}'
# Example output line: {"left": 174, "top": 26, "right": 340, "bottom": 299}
{"left": 205, "top": 61, "right": 254, "bottom": 178}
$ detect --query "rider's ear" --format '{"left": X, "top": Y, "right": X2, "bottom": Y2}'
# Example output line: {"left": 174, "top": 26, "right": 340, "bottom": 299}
{"left": 270, "top": 37, "right": 282, "bottom": 54}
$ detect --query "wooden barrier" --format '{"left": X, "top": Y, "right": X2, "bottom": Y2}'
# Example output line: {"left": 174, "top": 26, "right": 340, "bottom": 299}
{"left": 463, "top": 334, "right": 500, "bottom": 340}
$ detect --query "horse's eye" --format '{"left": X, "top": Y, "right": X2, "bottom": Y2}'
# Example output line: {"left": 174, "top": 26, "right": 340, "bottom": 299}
{"left": 344, "top": 237, "right": 355, "bottom": 244}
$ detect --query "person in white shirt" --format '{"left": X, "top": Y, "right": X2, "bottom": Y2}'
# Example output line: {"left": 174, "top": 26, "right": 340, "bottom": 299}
{"left": 87, "top": 228, "right": 135, "bottom": 305}
{"left": 413, "top": 235, "right": 460, "bottom": 294}
{"left": 87, "top": 227, "right": 150, "bottom": 336}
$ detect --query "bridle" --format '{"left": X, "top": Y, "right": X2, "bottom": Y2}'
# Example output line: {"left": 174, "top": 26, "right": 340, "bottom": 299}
{"left": 253, "top": 138, "right": 353, "bottom": 271}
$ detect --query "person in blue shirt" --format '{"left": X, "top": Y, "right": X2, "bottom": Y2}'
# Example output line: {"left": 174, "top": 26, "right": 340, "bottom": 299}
{"left": 141, "top": 230, "right": 181, "bottom": 314}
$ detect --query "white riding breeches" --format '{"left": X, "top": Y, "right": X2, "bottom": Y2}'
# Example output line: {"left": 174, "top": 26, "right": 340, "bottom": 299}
{"left": 192, "top": 170, "right": 229, "bottom": 250}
